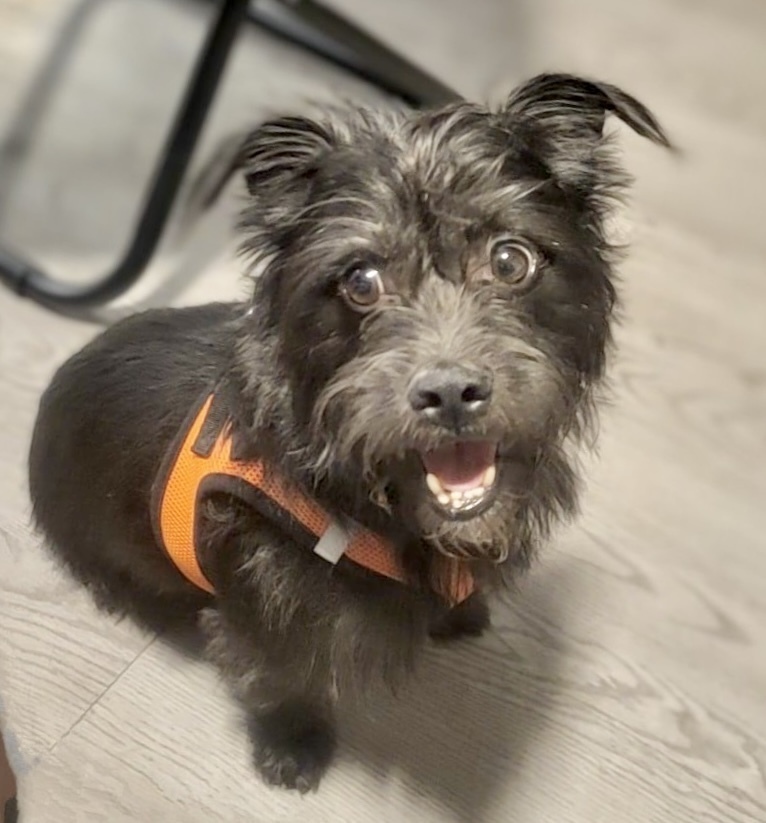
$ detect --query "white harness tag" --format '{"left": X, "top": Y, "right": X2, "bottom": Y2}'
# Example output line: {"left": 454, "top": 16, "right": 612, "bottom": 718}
{"left": 312, "top": 518, "right": 351, "bottom": 565}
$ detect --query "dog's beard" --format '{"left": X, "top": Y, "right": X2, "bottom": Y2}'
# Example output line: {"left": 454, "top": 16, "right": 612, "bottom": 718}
{"left": 306, "top": 284, "right": 586, "bottom": 565}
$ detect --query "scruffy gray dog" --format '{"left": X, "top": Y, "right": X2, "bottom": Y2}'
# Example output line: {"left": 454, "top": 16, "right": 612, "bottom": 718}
{"left": 29, "top": 74, "right": 670, "bottom": 792}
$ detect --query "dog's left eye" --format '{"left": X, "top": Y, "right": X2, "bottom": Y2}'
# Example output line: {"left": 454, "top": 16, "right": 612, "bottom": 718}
{"left": 339, "top": 265, "right": 385, "bottom": 312}
{"left": 488, "top": 238, "right": 542, "bottom": 288}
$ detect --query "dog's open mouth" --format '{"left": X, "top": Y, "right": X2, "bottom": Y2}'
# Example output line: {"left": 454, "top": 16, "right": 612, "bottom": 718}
{"left": 420, "top": 440, "right": 498, "bottom": 519}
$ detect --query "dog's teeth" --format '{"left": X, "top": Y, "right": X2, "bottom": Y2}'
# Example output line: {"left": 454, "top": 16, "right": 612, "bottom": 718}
{"left": 426, "top": 473, "right": 444, "bottom": 497}
{"left": 429, "top": 471, "right": 492, "bottom": 510}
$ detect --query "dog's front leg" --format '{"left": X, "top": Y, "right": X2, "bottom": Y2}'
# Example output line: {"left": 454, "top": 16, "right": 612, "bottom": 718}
{"left": 428, "top": 592, "right": 491, "bottom": 643}
{"left": 246, "top": 691, "right": 336, "bottom": 794}
{"left": 201, "top": 608, "right": 336, "bottom": 793}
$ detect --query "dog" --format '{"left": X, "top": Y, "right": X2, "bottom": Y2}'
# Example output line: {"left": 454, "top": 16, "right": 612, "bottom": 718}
{"left": 28, "top": 74, "right": 670, "bottom": 793}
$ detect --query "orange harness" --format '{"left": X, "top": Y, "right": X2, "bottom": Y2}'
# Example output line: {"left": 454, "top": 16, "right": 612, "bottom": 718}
{"left": 152, "top": 391, "right": 474, "bottom": 605}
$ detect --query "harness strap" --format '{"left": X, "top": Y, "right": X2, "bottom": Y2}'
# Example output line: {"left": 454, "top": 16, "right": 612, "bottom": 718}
{"left": 152, "top": 392, "right": 475, "bottom": 604}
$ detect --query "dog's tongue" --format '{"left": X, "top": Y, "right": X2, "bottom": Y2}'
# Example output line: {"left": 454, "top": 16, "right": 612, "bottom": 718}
{"left": 422, "top": 441, "right": 496, "bottom": 491}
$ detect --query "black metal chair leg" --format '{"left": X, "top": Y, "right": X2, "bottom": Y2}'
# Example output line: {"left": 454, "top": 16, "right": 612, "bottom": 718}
{"left": 245, "top": 0, "right": 461, "bottom": 108}
{"left": 0, "top": 0, "right": 250, "bottom": 311}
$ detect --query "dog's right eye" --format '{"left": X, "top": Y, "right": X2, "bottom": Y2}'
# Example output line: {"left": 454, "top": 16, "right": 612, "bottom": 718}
{"left": 488, "top": 238, "right": 542, "bottom": 289}
{"left": 339, "top": 266, "right": 385, "bottom": 312}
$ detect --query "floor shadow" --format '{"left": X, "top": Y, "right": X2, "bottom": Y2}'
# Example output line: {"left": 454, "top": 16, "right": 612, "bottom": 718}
{"left": 336, "top": 562, "right": 571, "bottom": 823}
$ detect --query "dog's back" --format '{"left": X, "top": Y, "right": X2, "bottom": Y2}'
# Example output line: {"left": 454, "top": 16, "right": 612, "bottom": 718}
{"left": 28, "top": 301, "right": 240, "bottom": 629}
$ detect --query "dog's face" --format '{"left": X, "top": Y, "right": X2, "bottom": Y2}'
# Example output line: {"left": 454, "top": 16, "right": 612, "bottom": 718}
{"left": 232, "top": 74, "right": 669, "bottom": 562}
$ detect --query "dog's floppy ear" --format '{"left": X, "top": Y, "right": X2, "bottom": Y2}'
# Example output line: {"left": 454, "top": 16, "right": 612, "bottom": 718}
{"left": 504, "top": 73, "right": 672, "bottom": 191}
{"left": 183, "top": 115, "right": 336, "bottom": 225}
{"left": 238, "top": 115, "right": 337, "bottom": 199}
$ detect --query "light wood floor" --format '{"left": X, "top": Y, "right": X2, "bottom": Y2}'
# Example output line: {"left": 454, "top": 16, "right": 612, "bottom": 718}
{"left": 1, "top": 1, "right": 765, "bottom": 821}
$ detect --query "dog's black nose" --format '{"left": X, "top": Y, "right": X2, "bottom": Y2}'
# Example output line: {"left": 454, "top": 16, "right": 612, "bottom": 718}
{"left": 408, "top": 364, "right": 493, "bottom": 430}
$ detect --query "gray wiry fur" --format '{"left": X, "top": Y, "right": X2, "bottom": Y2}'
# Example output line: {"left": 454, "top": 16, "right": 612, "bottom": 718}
{"left": 28, "top": 73, "right": 671, "bottom": 793}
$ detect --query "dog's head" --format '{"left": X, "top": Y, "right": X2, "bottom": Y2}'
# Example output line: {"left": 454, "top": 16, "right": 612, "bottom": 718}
{"left": 224, "top": 74, "right": 670, "bottom": 564}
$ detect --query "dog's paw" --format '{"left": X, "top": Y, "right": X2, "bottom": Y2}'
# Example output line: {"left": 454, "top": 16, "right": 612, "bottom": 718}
{"left": 251, "top": 710, "right": 336, "bottom": 793}
{"left": 429, "top": 593, "right": 490, "bottom": 643}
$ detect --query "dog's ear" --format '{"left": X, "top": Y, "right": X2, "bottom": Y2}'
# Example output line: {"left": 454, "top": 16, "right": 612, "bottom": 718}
{"left": 503, "top": 73, "right": 672, "bottom": 191}
{"left": 183, "top": 115, "right": 336, "bottom": 225}
{"left": 238, "top": 115, "right": 337, "bottom": 199}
